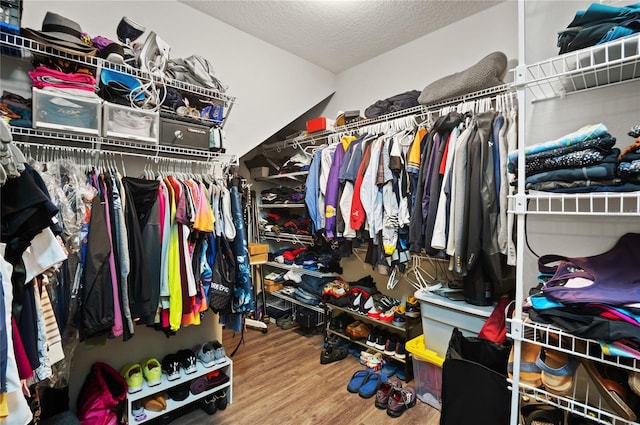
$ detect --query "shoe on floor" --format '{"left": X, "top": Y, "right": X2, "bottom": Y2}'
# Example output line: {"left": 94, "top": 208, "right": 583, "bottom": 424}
{"left": 359, "top": 372, "right": 386, "bottom": 399}
{"left": 387, "top": 385, "right": 416, "bottom": 417}
{"left": 375, "top": 378, "right": 402, "bottom": 409}
{"left": 121, "top": 363, "right": 143, "bottom": 393}
{"left": 140, "top": 358, "right": 162, "bottom": 386}
{"left": 320, "top": 346, "right": 349, "bottom": 364}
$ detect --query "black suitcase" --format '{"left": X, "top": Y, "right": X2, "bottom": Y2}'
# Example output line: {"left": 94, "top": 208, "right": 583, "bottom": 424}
{"left": 295, "top": 308, "right": 319, "bottom": 329}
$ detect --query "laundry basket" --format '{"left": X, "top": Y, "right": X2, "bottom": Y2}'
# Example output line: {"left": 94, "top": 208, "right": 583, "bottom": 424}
{"left": 439, "top": 328, "right": 512, "bottom": 425}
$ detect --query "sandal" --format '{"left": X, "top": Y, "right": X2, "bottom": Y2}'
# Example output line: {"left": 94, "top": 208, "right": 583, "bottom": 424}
{"left": 536, "top": 348, "right": 578, "bottom": 395}
{"left": 508, "top": 341, "right": 542, "bottom": 387}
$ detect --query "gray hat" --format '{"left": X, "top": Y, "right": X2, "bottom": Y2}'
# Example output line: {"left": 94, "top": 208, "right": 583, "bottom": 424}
{"left": 22, "top": 12, "right": 97, "bottom": 56}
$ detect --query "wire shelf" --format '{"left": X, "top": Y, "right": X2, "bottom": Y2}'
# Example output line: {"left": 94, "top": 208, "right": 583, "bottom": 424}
{"left": 258, "top": 203, "right": 306, "bottom": 209}
{"left": 0, "top": 33, "right": 236, "bottom": 104}
{"left": 268, "top": 289, "right": 325, "bottom": 314}
{"left": 263, "top": 261, "right": 338, "bottom": 278}
{"left": 524, "top": 33, "right": 640, "bottom": 101}
{"left": 10, "top": 126, "right": 238, "bottom": 164}
{"left": 509, "top": 191, "right": 640, "bottom": 216}
{"left": 254, "top": 171, "right": 309, "bottom": 181}
{"left": 509, "top": 317, "right": 639, "bottom": 373}
{"left": 260, "top": 231, "right": 313, "bottom": 245}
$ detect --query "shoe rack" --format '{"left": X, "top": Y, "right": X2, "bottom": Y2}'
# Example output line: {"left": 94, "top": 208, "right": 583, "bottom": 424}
{"left": 324, "top": 304, "right": 422, "bottom": 382}
{"left": 508, "top": 3, "right": 640, "bottom": 424}
{"left": 126, "top": 357, "right": 233, "bottom": 424}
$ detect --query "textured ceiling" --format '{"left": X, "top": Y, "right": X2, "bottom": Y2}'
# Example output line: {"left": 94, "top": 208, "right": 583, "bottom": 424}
{"left": 180, "top": 0, "right": 502, "bottom": 73}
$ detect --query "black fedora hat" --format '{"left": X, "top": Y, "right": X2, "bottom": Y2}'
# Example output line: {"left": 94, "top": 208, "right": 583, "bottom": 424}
{"left": 22, "top": 12, "right": 97, "bottom": 56}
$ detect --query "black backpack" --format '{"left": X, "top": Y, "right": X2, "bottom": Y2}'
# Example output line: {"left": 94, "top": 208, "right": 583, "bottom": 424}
{"left": 208, "top": 236, "right": 234, "bottom": 314}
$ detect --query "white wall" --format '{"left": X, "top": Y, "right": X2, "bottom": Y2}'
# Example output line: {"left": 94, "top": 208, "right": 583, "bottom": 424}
{"left": 323, "top": 1, "right": 519, "bottom": 120}
{"left": 21, "top": 0, "right": 337, "bottom": 158}
{"left": 521, "top": 1, "right": 640, "bottom": 290}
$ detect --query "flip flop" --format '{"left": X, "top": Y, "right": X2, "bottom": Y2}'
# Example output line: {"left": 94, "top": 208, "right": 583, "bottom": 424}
{"left": 581, "top": 359, "right": 637, "bottom": 422}
{"left": 358, "top": 372, "right": 383, "bottom": 398}
{"left": 347, "top": 370, "right": 370, "bottom": 393}
{"left": 508, "top": 341, "right": 542, "bottom": 387}
{"left": 536, "top": 348, "right": 578, "bottom": 395}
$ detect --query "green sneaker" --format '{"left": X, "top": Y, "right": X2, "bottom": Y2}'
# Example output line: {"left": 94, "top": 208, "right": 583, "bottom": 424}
{"left": 140, "top": 358, "right": 162, "bottom": 387}
{"left": 121, "top": 363, "right": 143, "bottom": 393}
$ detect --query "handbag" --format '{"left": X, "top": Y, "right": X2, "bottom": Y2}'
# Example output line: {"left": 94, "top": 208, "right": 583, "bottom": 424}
{"left": 208, "top": 236, "right": 235, "bottom": 314}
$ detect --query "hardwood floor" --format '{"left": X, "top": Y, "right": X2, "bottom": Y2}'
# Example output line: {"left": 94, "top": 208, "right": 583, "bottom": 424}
{"left": 171, "top": 322, "right": 441, "bottom": 425}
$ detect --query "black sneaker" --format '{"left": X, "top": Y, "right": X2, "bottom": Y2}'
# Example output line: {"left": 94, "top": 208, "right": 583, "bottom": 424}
{"left": 176, "top": 349, "right": 197, "bottom": 374}
{"left": 375, "top": 332, "right": 387, "bottom": 351}
{"left": 366, "top": 331, "right": 377, "bottom": 347}
{"left": 320, "top": 347, "right": 349, "bottom": 364}
{"left": 161, "top": 353, "right": 181, "bottom": 381}
{"left": 199, "top": 394, "right": 218, "bottom": 415}
{"left": 215, "top": 390, "right": 228, "bottom": 410}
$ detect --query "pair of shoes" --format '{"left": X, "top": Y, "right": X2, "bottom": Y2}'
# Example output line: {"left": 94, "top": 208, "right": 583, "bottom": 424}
{"left": 360, "top": 348, "right": 383, "bottom": 370}
{"left": 320, "top": 346, "right": 349, "bottom": 364}
{"left": 190, "top": 370, "right": 230, "bottom": 395}
{"left": 276, "top": 313, "right": 295, "bottom": 330}
{"left": 383, "top": 335, "right": 406, "bottom": 359}
{"left": 386, "top": 385, "right": 417, "bottom": 417}
{"left": 345, "top": 321, "right": 370, "bottom": 339}
{"left": 162, "top": 349, "right": 198, "bottom": 381}
{"left": 199, "top": 389, "right": 228, "bottom": 415}
{"left": 347, "top": 369, "right": 388, "bottom": 398}
{"left": 375, "top": 377, "right": 403, "bottom": 409}
{"left": 380, "top": 361, "right": 398, "bottom": 377}
{"left": 330, "top": 313, "right": 355, "bottom": 331}
{"left": 195, "top": 341, "right": 227, "bottom": 367}
{"left": 122, "top": 358, "right": 162, "bottom": 392}
{"left": 141, "top": 392, "right": 167, "bottom": 412}
{"left": 405, "top": 296, "right": 420, "bottom": 318}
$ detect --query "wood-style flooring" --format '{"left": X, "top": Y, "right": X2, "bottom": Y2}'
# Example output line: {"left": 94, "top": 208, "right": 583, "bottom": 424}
{"left": 169, "top": 322, "right": 441, "bottom": 425}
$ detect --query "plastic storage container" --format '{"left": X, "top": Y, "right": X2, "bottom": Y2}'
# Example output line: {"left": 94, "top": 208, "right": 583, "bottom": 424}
{"left": 33, "top": 87, "right": 102, "bottom": 135}
{"left": 415, "top": 288, "right": 493, "bottom": 358}
{"left": 405, "top": 335, "right": 444, "bottom": 410}
{"left": 102, "top": 102, "right": 159, "bottom": 143}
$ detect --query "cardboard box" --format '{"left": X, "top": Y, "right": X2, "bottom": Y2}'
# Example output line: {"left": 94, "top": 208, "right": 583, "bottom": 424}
{"left": 263, "top": 279, "right": 283, "bottom": 293}
{"left": 249, "top": 243, "right": 269, "bottom": 264}
{"left": 406, "top": 335, "right": 444, "bottom": 410}
{"left": 250, "top": 167, "right": 269, "bottom": 178}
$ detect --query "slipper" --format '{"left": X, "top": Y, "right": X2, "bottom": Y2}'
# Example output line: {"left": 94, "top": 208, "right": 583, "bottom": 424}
{"left": 347, "top": 370, "right": 370, "bottom": 393}
{"left": 581, "top": 359, "right": 637, "bottom": 422}
{"left": 508, "top": 341, "right": 542, "bottom": 387}
{"left": 359, "top": 372, "right": 387, "bottom": 398}
{"left": 536, "top": 348, "right": 578, "bottom": 395}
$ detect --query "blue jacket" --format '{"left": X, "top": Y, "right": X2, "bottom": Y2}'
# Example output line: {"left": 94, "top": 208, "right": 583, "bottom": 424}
{"left": 305, "top": 148, "right": 324, "bottom": 232}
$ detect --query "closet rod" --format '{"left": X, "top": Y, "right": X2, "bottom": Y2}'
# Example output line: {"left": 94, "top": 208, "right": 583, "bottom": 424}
{"left": 261, "top": 83, "right": 516, "bottom": 154}
{"left": 12, "top": 140, "right": 217, "bottom": 169}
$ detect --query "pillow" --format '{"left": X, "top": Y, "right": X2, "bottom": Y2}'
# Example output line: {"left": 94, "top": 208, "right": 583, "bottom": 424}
{"left": 418, "top": 51, "right": 508, "bottom": 105}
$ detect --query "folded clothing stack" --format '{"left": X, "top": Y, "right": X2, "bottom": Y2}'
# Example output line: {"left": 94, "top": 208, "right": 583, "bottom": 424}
{"left": 1, "top": 91, "right": 31, "bottom": 128}
{"left": 261, "top": 186, "right": 305, "bottom": 204}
